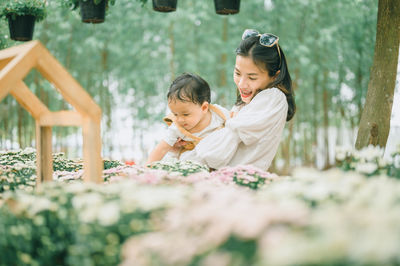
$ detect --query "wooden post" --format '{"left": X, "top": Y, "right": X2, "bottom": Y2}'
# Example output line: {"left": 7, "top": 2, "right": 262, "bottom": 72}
{"left": 36, "top": 123, "right": 53, "bottom": 184}
{"left": 82, "top": 117, "right": 103, "bottom": 183}
{"left": 1, "top": 41, "right": 103, "bottom": 184}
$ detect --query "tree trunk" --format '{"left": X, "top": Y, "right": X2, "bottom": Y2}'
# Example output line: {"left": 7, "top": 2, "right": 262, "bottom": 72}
{"left": 312, "top": 73, "right": 319, "bottom": 167}
{"left": 281, "top": 119, "right": 294, "bottom": 175}
{"left": 356, "top": 0, "right": 400, "bottom": 149}
{"left": 168, "top": 21, "right": 175, "bottom": 82}
{"left": 101, "top": 45, "right": 113, "bottom": 156}
{"left": 218, "top": 17, "right": 228, "bottom": 88}
{"left": 9, "top": 98, "right": 14, "bottom": 148}
{"left": 322, "top": 71, "right": 330, "bottom": 169}
{"left": 17, "top": 105, "right": 23, "bottom": 148}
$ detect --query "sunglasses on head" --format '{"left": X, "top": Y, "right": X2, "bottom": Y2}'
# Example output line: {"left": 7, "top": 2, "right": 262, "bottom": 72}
{"left": 241, "top": 29, "right": 282, "bottom": 68}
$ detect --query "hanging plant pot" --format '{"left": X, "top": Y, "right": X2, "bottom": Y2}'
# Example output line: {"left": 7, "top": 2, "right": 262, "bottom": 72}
{"left": 7, "top": 15, "right": 36, "bottom": 42}
{"left": 80, "top": 0, "right": 107, "bottom": 23}
{"left": 152, "top": 0, "right": 177, "bottom": 12}
{"left": 214, "top": 0, "right": 240, "bottom": 15}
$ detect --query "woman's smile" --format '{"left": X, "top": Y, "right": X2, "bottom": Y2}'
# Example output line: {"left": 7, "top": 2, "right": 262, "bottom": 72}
{"left": 234, "top": 55, "right": 275, "bottom": 104}
{"left": 240, "top": 89, "right": 252, "bottom": 98}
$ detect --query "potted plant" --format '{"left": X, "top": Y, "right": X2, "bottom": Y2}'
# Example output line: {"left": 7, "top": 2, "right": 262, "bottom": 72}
{"left": 152, "top": 0, "right": 177, "bottom": 12}
{"left": 0, "top": 0, "right": 47, "bottom": 42}
{"left": 78, "top": 0, "right": 107, "bottom": 23}
{"left": 61, "top": 0, "right": 147, "bottom": 23}
{"left": 214, "top": 0, "right": 240, "bottom": 15}
{"left": 62, "top": 0, "right": 106, "bottom": 23}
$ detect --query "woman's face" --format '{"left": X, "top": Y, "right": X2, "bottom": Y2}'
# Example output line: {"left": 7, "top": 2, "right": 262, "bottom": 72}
{"left": 233, "top": 55, "right": 275, "bottom": 104}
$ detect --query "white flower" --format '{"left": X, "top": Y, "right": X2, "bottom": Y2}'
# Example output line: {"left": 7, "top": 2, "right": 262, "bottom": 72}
{"left": 129, "top": 186, "right": 187, "bottom": 211}
{"left": 21, "top": 147, "right": 35, "bottom": 155}
{"left": 358, "top": 145, "right": 384, "bottom": 162}
{"left": 355, "top": 162, "right": 378, "bottom": 175}
{"left": 79, "top": 206, "right": 99, "bottom": 223}
{"left": 335, "top": 146, "right": 350, "bottom": 161}
{"left": 97, "top": 202, "right": 120, "bottom": 226}
{"left": 393, "top": 156, "right": 400, "bottom": 168}
{"left": 28, "top": 197, "right": 56, "bottom": 216}
{"left": 72, "top": 192, "right": 103, "bottom": 210}
{"left": 377, "top": 157, "right": 388, "bottom": 168}
{"left": 64, "top": 182, "right": 88, "bottom": 194}
{"left": 336, "top": 151, "right": 347, "bottom": 161}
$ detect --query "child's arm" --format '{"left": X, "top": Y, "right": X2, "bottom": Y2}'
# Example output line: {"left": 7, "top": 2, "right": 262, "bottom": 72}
{"left": 146, "top": 140, "right": 173, "bottom": 165}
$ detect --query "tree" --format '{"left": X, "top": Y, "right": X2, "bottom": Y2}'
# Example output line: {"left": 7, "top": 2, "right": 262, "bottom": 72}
{"left": 356, "top": 0, "right": 400, "bottom": 149}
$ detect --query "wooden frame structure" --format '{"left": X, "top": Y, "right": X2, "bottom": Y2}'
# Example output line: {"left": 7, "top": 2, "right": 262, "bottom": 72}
{"left": 0, "top": 41, "right": 103, "bottom": 183}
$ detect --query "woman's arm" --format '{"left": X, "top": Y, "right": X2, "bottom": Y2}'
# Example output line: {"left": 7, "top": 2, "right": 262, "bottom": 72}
{"left": 146, "top": 140, "right": 172, "bottom": 164}
{"left": 226, "top": 88, "right": 288, "bottom": 145}
{"left": 184, "top": 88, "right": 288, "bottom": 168}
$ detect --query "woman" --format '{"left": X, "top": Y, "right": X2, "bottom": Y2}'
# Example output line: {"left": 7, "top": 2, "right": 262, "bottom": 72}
{"left": 181, "top": 29, "right": 296, "bottom": 170}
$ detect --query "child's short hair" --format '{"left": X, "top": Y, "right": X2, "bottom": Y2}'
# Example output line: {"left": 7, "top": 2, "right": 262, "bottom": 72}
{"left": 167, "top": 73, "right": 211, "bottom": 105}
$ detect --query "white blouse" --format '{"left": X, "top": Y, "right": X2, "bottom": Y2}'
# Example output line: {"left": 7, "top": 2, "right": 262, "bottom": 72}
{"left": 181, "top": 88, "right": 288, "bottom": 170}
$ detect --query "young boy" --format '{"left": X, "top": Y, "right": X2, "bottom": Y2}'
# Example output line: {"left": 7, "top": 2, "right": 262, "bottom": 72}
{"left": 146, "top": 73, "right": 229, "bottom": 164}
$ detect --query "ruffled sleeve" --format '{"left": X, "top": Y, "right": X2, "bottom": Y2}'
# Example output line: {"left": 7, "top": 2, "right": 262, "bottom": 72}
{"left": 183, "top": 88, "right": 288, "bottom": 169}
{"left": 226, "top": 88, "right": 288, "bottom": 145}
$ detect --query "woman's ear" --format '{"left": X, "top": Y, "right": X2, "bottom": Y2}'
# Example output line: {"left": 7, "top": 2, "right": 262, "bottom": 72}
{"left": 274, "top": 70, "right": 281, "bottom": 78}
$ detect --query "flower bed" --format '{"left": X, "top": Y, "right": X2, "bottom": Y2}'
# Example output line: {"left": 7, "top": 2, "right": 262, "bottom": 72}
{"left": 336, "top": 144, "right": 400, "bottom": 178}
{"left": 0, "top": 147, "right": 400, "bottom": 265}
{"left": 121, "top": 168, "right": 400, "bottom": 266}
{"left": 0, "top": 148, "right": 123, "bottom": 193}
{"left": 0, "top": 181, "right": 184, "bottom": 265}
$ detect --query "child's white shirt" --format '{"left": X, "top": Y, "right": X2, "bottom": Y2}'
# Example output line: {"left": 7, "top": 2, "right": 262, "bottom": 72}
{"left": 182, "top": 88, "right": 288, "bottom": 170}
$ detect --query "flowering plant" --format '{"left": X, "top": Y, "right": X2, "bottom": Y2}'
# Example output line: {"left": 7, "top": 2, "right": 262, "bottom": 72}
{"left": 335, "top": 144, "right": 400, "bottom": 178}
{"left": 0, "top": 149, "right": 37, "bottom": 193}
{"left": 121, "top": 168, "right": 400, "bottom": 266}
{"left": 58, "top": 0, "right": 147, "bottom": 10}
{"left": 0, "top": 180, "right": 186, "bottom": 265}
{"left": 1, "top": 148, "right": 400, "bottom": 265}
{"left": 0, "top": 148, "right": 123, "bottom": 192}
{"left": 211, "top": 165, "right": 278, "bottom": 189}
{"left": 147, "top": 159, "right": 209, "bottom": 177}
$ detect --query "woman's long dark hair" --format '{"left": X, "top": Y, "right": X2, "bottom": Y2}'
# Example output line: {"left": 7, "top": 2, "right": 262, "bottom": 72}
{"left": 235, "top": 35, "right": 296, "bottom": 121}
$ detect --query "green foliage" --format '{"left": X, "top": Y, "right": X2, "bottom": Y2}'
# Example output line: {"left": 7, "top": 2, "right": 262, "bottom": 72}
{"left": 0, "top": 148, "right": 124, "bottom": 193}
{"left": 103, "top": 158, "right": 123, "bottom": 169}
{"left": 148, "top": 159, "right": 209, "bottom": 176}
{"left": 0, "top": 149, "right": 36, "bottom": 193}
{"left": 1, "top": 147, "right": 400, "bottom": 265}
{"left": 0, "top": 0, "right": 47, "bottom": 21}
{"left": 58, "top": 0, "right": 147, "bottom": 10}
{"left": 0, "top": 0, "right": 380, "bottom": 167}
{"left": 0, "top": 181, "right": 166, "bottom": 266}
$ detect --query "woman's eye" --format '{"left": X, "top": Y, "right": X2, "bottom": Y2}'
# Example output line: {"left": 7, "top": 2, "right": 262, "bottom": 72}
{"left": 183, "top": 114, "right": 189, "bottom": 116}
{"left": 249, "top": 77, "right": 257, "bottom": 81}
{"left": 234, "top": 72, "right": 240, "bottom": 76}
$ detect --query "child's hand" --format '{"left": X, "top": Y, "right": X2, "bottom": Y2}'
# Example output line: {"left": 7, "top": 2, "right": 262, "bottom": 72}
{"left": 171, "top": 138, "right": 188, "bottom": 153}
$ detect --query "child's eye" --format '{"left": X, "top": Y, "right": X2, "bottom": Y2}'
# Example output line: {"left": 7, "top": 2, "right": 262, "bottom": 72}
{"left": 249, "top": 77, "right": 257, "bottom": 81}
{"left": 234, "top": 72, "right": 240, "bottom": 76}
{"left": 183, "top": 114, "right": 189, "bottom": 116}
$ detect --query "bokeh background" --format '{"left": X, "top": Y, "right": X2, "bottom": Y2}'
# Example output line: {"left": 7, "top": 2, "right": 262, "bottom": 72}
{"left": 1, "top": 0, "right": 399, "bottom": 174}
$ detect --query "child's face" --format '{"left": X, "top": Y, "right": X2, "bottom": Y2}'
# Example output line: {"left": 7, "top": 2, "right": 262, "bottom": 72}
{"left": 233, "top": 55, "right": 275, "bottom": 104}
{"left": 168, "top": 100, "right": 208, "bottom": 132}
